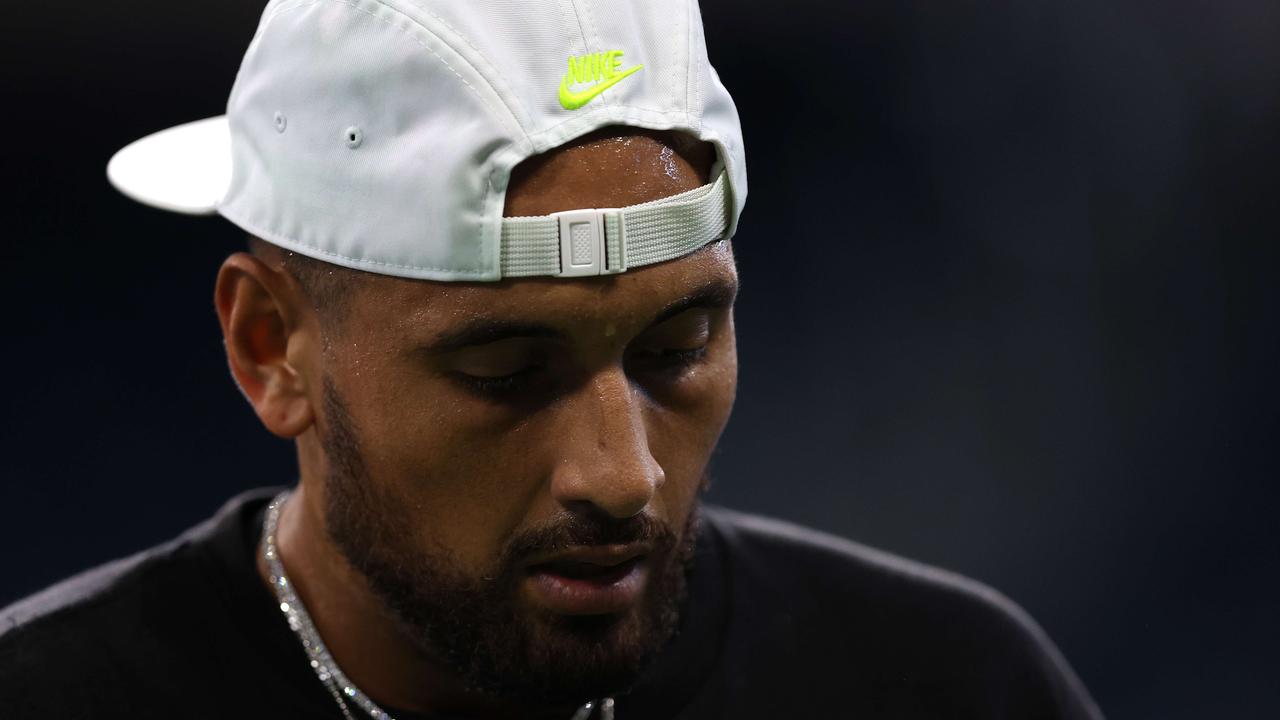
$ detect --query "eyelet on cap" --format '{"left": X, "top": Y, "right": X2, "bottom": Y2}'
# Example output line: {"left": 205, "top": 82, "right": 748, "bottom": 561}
{"left": 344, "top": 126, "right": 363, "bottom": 149}
{"left": 273, "top": 111, "right": 287, "bottom": 133}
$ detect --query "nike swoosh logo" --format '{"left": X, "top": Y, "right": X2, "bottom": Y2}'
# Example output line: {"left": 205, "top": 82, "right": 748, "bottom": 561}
{"left": 558, "top": 63, "right": 643, "bottom": 110}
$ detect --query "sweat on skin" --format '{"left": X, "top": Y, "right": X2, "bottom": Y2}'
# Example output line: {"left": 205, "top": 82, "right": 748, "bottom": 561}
{"left": 214, "top": 126, "right": 739, "bottom": 719}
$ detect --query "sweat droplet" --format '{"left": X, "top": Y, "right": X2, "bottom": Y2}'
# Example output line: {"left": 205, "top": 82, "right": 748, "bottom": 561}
{"left": 659, "top": 145, "right": 679, "bottom": 180}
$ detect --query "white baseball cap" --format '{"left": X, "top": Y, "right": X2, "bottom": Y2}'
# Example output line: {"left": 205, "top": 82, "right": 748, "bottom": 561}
{"left": 107, "top": 0, "right": 747, "bottom": 281}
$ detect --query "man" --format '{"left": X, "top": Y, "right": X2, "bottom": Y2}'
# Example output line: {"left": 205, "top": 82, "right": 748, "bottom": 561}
{"left": 0, "top": 0, "right": 1102, "bottom": 718}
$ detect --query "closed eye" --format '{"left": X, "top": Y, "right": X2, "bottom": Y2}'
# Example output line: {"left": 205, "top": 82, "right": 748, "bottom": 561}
{"left": 628, "top": 345, "right": 709, "bottom": 375}
{"left": 453, "top": 345, "right": 709, "bottom": 400}
{"left": 452, "top": 367, "right": 539, "bottom": 397}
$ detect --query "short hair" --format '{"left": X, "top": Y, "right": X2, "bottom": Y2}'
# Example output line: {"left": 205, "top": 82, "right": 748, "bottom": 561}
{"left": 246, "top": 235, "right": 366, "bottom": 330}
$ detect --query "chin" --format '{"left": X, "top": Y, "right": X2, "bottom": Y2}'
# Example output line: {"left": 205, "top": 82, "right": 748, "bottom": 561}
{"left": 519, "top": 605, "right": 673, "bottom": 700}
{"left": 413, "top": 579, "right": 682, "bottom": 706}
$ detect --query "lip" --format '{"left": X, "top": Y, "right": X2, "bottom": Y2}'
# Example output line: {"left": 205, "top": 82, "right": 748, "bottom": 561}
{"left": 522, "top": 546, "right": 652, "bottom": 616}
{"left": 523, "top": 543, "right": 651, "bottom": 569}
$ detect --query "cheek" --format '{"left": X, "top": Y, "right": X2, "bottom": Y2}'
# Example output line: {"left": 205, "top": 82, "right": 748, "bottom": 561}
{"left": 646, "top": 341, "right": 739, "bottom": 506}
{"left": 332, "top": 365, "right": 534, "bottom": 567}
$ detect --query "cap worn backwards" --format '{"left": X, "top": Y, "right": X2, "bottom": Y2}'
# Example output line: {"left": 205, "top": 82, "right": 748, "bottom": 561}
{"left": 106, "top": 0, "right": 747, "bottom": 282}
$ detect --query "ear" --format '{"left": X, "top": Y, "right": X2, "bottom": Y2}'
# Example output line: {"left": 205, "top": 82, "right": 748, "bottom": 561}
{"left": 214, "top": 251, "right": 316, "bottom": 438}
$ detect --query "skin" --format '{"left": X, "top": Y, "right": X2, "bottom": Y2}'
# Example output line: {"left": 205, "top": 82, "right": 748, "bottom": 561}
{"left": 213, "top": 126, "right": 739, "bottom": 718}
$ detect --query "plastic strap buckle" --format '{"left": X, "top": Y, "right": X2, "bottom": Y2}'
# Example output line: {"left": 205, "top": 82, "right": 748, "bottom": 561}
{"left": 552, "top": 208, "right": 626, "bottom": 277}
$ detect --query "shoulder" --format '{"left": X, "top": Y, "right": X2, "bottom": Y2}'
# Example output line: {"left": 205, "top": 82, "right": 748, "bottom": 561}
{"left": 701, "top": 504, "right": 1042, "bottom": 647}
{"left": 699, "top": 505, "right": 1104, "bottom": 719}
{"left": 0, "top": 492, "right": 239, "bottom": 631}
{"left": 0, "top": 490, "right": 270, "bottom": 712}
{"left": 2, "top": 532, "right": 185, "bottom": 630}
{"left": 703, "top": 504, "right": 1021, "bottom": 616}
{"left": 0, "top": 532, "right": 194, "bottom": 708}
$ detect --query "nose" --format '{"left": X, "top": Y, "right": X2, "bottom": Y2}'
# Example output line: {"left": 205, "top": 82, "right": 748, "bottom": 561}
{"left": 549, "top": 366, "right": 665, "bottom": 519}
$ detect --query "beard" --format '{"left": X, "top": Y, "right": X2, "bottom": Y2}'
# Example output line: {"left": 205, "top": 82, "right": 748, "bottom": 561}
{"left": 317, "top": 374, "right": 706, "bottom": 707}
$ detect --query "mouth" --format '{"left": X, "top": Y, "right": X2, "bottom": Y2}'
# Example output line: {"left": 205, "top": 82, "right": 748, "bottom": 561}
{"left": 523, "top": 549, "right": 651, "bottom": 616}
{"left": 534, "top": 555, "right": 644, "bottom": 582}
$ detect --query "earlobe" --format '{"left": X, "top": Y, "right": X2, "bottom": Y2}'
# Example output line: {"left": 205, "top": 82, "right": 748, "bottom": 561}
{"left": 214, "top": 252, "right": 316, "bottom": 439}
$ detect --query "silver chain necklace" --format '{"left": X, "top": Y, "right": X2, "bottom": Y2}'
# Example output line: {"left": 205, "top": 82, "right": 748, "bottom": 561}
{"left": 261, "top": 491, "right": 615, "bottom": 720}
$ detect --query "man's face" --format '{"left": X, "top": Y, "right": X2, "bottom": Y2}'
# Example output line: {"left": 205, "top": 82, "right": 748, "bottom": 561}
{"left": 301, "top": 131, "right": 739, "bottom": 705}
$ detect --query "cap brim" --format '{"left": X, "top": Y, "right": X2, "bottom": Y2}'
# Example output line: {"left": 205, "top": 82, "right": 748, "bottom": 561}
{"left": 106, "top": 115, "right": 230, "bottom": 216}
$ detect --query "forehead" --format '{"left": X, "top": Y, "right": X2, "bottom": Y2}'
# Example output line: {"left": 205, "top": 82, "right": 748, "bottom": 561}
{"left": 347, "top": 240, "right": 737, "bottom": 342}
{"left": 502, "top": 129, "right": 715, "bottom": 217}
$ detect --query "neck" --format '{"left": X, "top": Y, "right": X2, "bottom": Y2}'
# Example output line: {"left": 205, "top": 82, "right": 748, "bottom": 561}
{"left": 255, "top": 483, "right": 576, "bottom": 720}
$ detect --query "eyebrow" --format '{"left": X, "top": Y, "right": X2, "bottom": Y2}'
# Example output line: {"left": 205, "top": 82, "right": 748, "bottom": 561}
{"left": 422, "top": 277, "right": 739, "bottom": 354}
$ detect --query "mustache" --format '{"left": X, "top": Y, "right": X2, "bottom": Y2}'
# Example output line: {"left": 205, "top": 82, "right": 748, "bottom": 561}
{"left": 502, "top": 473, "right": 712, "bottom": 567}
{"left": 501, "top": 511, "right": 679, "bottom": 567}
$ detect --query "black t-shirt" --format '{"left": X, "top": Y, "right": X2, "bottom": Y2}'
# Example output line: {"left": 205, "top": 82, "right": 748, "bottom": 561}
{"left": 0, "top": 488, "right": 1102, "bottom": 718}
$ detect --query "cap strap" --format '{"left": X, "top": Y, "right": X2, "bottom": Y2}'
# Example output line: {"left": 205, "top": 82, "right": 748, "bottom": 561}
{"left": 499, "top": 168, "right": 730, "bottom": 278}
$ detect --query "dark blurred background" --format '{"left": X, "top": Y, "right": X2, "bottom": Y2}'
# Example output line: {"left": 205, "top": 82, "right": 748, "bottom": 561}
{"left": 3, "top": 0, "right": 1277, "bottom": 716}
